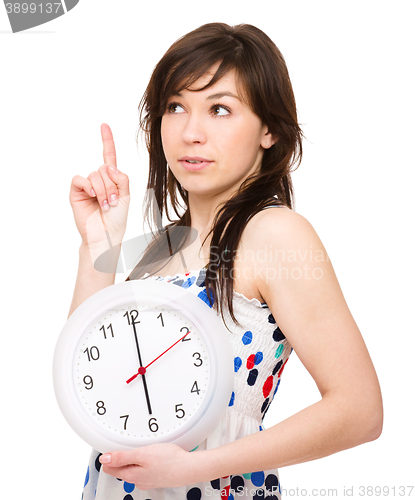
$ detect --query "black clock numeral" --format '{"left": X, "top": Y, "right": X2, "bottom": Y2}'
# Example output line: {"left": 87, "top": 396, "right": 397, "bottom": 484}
{"left": 181, "top": 327, "right": 191, "bottom": 341}
{"left": 191, "top": 381, "right": 200, "bottom": 395}
{"left": 148, "top": 417, "right": 159, "bottom": 433}
{"left": 100, "top": 323, "right": 114, "bottom": 339}
{"left": 193, "top": 352, "right": 203, "bottom": 367}
{"left": 120, "top": 415, "right": 129, "bottom": 430}
{"left": 175, "top": 404, "right": 185, "bottom": 419}
{"left": 157, "top": 312, "right": 164, "bottom": 327}
{"left": 83, "top": 375, "right": 93, "bottom": 390}
{"left": 124, "top": 309, "right": 139, "bottom": 325}
{"left": 96, "top": 401, "right": 106, "bottom": 415}
{"left": 84, "top": 346, "right": 100, "bottom": 361}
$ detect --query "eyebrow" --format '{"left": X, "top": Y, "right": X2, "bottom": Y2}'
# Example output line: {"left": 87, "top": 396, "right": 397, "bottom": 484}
{"left": 173, "top": 91, "right": 240, "bottom": 101}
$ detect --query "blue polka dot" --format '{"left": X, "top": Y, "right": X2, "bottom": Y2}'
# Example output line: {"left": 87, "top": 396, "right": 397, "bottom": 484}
{"left": 84, "top": 466, "right": 89, "bottom": 487}
{"left": 182, "top": 276, "right": 196, "bottom": 288}
{"left": 229, "top": 391, "right": 235, "bottom": 406}
{"left": 123, "top": 482, "right": 135, "bottom": 493}
{"left": 229, "top": 495, "right": 234, "bottom": 500}
{"left": 234, "top": 357, "right": 242, "bottom": 372}
{"left": 254, "top": 352, "right": 263, "bottom": 365}
{"left": 273, "top": 379, "right": 281, "bottom": 397}
{"left": 242, "top": 330, "right": 253, "bottom": 345}
{"left": 247, "top": 369, "right": 258, "bottom": 386}
{"left": 251, "top": 471, "right": 265, "bottom": 487}
{"left": 197, "top": 289, "right": 214, "bottom": 307}
{"left": 259, "top": 425, "right": 264, "bottom": 431}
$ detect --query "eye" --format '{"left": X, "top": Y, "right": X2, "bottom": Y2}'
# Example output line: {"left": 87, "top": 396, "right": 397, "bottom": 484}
{"left": 211, "top": 104, "right": 231, "bottom": 117}
{"left": 167, "top": 102, "right": 185, "bottom": 114}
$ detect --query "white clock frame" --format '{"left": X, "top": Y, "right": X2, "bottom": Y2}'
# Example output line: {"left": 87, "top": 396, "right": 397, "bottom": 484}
{"left": 53, "top": 279, "right": 234, "bottom": 453}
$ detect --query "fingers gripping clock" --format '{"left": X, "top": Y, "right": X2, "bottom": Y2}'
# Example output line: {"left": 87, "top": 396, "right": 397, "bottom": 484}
{"left": 53, "top": 280, "right": 234, "bottom": 454}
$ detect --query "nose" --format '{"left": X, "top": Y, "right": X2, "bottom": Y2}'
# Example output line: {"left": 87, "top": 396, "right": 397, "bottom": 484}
{"left": 181, "top": 114, "right": 207, "bottom": 145}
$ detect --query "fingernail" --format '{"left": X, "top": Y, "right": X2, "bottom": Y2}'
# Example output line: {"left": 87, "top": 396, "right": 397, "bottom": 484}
{"left": 102, "top": 200, "right": 110, "bottom": 211}
{"left": 90, "top": 189, "right": 96, "bottom": 197}
{"left": 99, "top": 454, "right": 112, "bottom": 464}
{"left": 109, "top": 165, "right": 118, "bottom": 175}
{"left": 109, "top": 194, "right": 118, "bottom": 206}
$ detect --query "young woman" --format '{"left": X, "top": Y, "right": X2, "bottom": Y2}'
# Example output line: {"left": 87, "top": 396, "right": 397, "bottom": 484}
{"left": 69, "top": 22, "right": 383, "bottom": 500}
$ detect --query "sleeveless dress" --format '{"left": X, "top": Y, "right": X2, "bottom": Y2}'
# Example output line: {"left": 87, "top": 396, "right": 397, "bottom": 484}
{"left": 82, "top": 207, "right": 294, "bottom": 500}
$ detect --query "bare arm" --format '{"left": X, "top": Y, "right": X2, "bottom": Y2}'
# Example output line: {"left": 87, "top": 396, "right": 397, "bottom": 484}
{"left": 67, "top": 123, "right": 129, "bottom": 318}
{"left": 67, "top": 243, "right": 120, "bottom": 318}
{"left": 97, "top": 208, "right": 383, "bottom": 490}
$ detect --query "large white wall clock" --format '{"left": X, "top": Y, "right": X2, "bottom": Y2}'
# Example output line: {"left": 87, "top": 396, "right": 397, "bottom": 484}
{"left": 53, "top": 280, "right": 233, "bottom": 454}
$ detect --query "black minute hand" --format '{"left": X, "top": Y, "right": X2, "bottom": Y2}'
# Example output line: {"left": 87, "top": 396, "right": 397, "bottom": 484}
{"left": 131, "top": 319, "right": 153, "bottom": 415}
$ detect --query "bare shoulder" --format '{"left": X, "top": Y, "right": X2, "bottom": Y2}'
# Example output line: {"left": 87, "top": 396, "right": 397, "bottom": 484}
{"left": 234, "top": 207, "right": 330, "bottom": 302}
{"left": 242, "top": 206, "right": 326, "bottom": 257}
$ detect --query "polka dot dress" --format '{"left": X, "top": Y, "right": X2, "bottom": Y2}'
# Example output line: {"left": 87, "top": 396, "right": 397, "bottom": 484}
{"left": 82, "top": 210, "right": 293, "bottom": 500}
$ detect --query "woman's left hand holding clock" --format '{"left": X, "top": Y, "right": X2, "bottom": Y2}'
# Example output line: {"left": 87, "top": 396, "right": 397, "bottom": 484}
{"left": 99, "top": 443, "right": 213, "bottom": 490}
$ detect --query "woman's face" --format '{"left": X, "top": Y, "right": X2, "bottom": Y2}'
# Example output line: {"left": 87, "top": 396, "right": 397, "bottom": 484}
{"left": 160, "top": 67, "right": 276, "bottom": 201}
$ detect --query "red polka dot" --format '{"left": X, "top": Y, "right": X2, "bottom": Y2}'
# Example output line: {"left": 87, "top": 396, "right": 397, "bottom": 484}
{"left": 263, "top": 375, "right": 273, "bottom": 398}
{"left": 221, "top": 485, "right": 230, "bottom": 499}
{"left": 247, "top": 354, "right": 256, "bottom": 369}
{"left": 278, "top": 358, "right": 289, "bottom": 377}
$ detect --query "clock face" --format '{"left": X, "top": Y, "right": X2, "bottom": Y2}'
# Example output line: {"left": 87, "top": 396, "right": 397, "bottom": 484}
{"left": 73, "top": 301, "right": 211, "bottom": 444}
{"left": 54, "top": 280, "right": 233, "bottom": 454}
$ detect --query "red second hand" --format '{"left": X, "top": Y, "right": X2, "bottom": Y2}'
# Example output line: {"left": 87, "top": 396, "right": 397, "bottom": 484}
{"left": 126, "top": 330, "right": 190, "bottom": 384}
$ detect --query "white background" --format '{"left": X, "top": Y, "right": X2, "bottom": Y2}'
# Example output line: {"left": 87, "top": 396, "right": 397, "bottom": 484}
{"left": 1, "top": 1, "right": 414, "bottom": 498}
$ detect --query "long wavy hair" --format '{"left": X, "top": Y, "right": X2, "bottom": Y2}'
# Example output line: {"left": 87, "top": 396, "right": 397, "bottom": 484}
{"left": 126, "top": 22, "right": 303, "bottom": 327}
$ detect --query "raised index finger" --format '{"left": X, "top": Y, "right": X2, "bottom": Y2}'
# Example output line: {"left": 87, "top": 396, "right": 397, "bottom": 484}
{"left": 101, "top": 123, "right": 117, "bottom": 167}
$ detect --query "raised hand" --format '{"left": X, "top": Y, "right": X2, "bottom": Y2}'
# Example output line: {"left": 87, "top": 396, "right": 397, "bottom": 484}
{"left": 69, "top": 123, "right": 130, "bottom": 251}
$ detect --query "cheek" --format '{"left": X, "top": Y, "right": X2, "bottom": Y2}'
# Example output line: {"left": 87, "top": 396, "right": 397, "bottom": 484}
{"left": 220, "top": 125, "right": 263, "bottom": 167}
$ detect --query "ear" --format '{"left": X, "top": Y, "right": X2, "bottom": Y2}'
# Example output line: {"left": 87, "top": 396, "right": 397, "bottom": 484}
{"left": 260, "top": 125, "right": 278, "bottom": 150}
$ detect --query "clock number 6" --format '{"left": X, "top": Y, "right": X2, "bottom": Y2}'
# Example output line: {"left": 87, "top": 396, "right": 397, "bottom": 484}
{"left": 148, "top": 417, "right": 159, "bottom": 433}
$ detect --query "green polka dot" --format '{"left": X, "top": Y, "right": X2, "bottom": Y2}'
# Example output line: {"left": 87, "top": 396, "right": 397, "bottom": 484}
{"left": 243, "top": 473, "right": 252, "bottom": 480}
{"left": 275, "top": 344, "right": 284, "bottom": 358}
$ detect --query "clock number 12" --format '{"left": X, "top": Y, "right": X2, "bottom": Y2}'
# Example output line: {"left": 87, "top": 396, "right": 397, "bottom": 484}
{"left": 124, "top": 310, "right": 139, "bottom": 325}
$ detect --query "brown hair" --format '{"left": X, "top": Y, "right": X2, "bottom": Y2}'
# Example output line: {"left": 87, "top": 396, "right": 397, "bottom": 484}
{"left": 126, "top": 22, "right": 303, "bottom": 327}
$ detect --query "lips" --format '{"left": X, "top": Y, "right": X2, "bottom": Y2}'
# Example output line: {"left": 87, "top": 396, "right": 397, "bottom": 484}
{"left": 178, "top": 156, "right": 213, "bottom": 171}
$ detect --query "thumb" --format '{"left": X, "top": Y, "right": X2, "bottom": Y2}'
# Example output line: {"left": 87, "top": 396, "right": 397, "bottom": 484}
{"left": 107, "top": 165, "right": 130, "bottom": 200}
{"left": 99, "top": 449, "right": 139, "bottom": 468}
